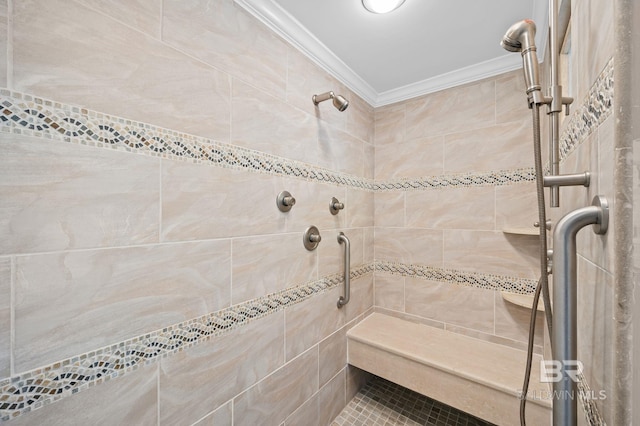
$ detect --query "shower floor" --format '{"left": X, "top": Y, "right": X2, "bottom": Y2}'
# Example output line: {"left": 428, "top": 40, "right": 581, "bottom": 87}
{"left": 331, "top": 376, "right": 495, "bottom": 426}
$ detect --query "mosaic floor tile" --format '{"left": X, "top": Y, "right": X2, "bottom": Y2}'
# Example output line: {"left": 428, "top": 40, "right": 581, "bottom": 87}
{"left": 332, "top": 376, "right": 495, "bottom": 426}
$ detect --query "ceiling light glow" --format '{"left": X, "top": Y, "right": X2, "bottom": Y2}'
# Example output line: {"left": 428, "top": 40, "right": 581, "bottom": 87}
{"left": 362, "top": 0, "right": 406, "bottom": 14}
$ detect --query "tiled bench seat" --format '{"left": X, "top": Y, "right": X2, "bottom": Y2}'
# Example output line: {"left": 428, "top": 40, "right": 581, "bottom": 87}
{"left": 347, "top": 313, "right": 552, "bottom": 426}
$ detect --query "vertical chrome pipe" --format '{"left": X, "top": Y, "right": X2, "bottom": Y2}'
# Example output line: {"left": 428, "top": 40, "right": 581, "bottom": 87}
{"left": 337, "top": 232, "right": 351, "bottom": 308}
{"left": 552, "top": 196, "right": 608, "bottom": 425}
{"left": 549, "top": 0, "right": 561, "bottom": 207}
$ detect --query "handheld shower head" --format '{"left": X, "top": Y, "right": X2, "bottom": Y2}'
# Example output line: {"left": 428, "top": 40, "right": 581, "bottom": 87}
{"left": 312, "top": 91, "right": 349, "bottom": 112}
{"left": 501, "top": 19, "right": 543, "bottom": 104}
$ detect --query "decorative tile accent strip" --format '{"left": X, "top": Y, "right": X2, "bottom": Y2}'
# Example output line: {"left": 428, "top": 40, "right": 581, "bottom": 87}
{"left": 0, "top": 89, "right": 535, "bottom": 192}
{"left": 0, "top": 263, "right": 374, "bottom": 421}
{"left": 0, "top": 90, "right": 375, "bottom": 191}
{"left": 375, "top": 260, "right": 538, "bottom": 295}
{"left": 559, "top": 58, "right": 614, "bottom": 161}
{"left": 373, "top": 167, "right": 536, "bottom": 192}
{"left": 577, "top": 372, "right": 606, "bottom": 426}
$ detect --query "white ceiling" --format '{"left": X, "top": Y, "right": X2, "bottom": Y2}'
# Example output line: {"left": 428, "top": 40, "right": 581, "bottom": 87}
{"left": 234, "top": 0, "right": 548, "bottom": 106}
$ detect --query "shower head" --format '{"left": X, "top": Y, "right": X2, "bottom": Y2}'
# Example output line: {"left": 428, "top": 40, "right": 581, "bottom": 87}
{"left": 312, "top": 91, "right": 349, "bottom": 112}
{"left": 501, "top": 19, "right": 542, "bottom": 104}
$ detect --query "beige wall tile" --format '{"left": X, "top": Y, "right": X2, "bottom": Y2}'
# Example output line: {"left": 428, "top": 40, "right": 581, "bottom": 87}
{"left": 346, "top": 365, "right": 373, "bottom": 401}
{"left": 363, "top": 227, "right": 375, "bottom": 263}
{"left": 317, "top": 124, "right": 365, "bottom": 176}
{"left": 346, "top": 189, "right": 374, "bottom": 228}
{"left": 373, "top": 307, "right": 446, "bottom": 330}
{"left": 345, "top": 93, "right": 374, "bottom": 145}
{"left": 374, "top": 103, "right": 405, "bottom": 146}
{"left": 0, "top": 257, "right": 10, "bottom": 378}
{"left": 285, "top": 286, "right": 345, "bottom": 361}
{"left": 374, "top": 273, "right": 404, "bottom": 312}
{"left": 495, "top": 183, "right": 538, "bottom": 231}
{"left": 233, "top": 347, "right": 318, "bottom": 426}
{"left": 343, "top": 274, "right": 374, "bottom": 324}
{"left": 495, "top": 70, "right": 530, "bottom": 125}
{"left": 318, "top": 369, "right": 347, "bottom": 425}
{"left": 405, "top": 186, "right": 496, "bottom": 230}
{"left": 161, "top": 160, "right": 286, "bottom": 241}
{"left": 0, "top": 134, "right": 159, "bottom": 255}
{"left": 0, "top": 0, "right": 7, "bottom": 87}
{"left": 577, "top": 256, "right": 614, "bottom": 424}
{"left": 405, "top": 80, "right": 496, "bottom": 140}
{"left": 443, "top": 230, "right": 539, "bottom": 278}
{"left": 573, "top": 0, "right": 614, "bottom": 103}
{"left": 13, "top": 0, "right": 231, "bottom": 142}
{"left": 443, "top": 120, "right": 533, "bottom": 174}
{"left": 77, "top": 0, "right": 162, "bottom": 39}
{"left": 443, "top": 323, "right": 537, "bottom": 353}
{"left": 9, "top": 364, "right": 158, "bottom": 426}
{"left": 14, "top": 240, "right": 230, "bottom": 371}
{"left": 374, "top": 192, "right": 405, "bottom": 228}
{"left": 284, "top": 392, "right": 319, "bottom": 426}
{"left": 375, "top": 136, "right": 444, "bottom": 180}
{"left": 319, "top": 328, "right": 347, "bottom": 388}
{"left": 375, "top": 227, "right": 443, "bottom": 267}
{"left": 232, "top": 233, "right": 318, "bottom": 304}
{"left": 193, "top": 401, "right": 233, "bottom": 426}
{"left": 494, "top": 291, "right": 543, "bottom": 347}
{"left": 231, "top": 79, "right": 318, "bottom": 165}
{"left": 160, "top": 311, "right": 285, "bottom": 426}
{"left": 163, "top": 0, "right": 288, "bottom": 97}
{"left": 404, "top": 278, "right": 495, "bottom": 334}
{"left": 364, "top": 142, "right": 375, "bottom": 180}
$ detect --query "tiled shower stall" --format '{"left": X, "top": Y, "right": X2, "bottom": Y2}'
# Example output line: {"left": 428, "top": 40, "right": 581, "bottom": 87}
{"left": 0, "top": 0, "right": 635, "bottom": 425}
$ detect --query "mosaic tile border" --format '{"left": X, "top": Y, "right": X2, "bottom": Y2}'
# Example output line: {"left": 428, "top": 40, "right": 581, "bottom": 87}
{"left": 375, "top": 260, "right": 538, "bottom": 295}
{"left": 559, "top": 58, "right": 614, "bottom": 162}
{"left": 577, "top": 372, "right": 606, "bottom": 426}
{"left": 0, "top": 89, "right": 535, "bottom": 192}
{"left": 0, "top": 264, "right": 374, "bottom": 421}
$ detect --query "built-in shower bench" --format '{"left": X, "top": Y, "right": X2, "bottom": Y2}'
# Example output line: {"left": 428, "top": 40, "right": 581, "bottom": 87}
{"left": 347, "top": 313, "right": 552, "bottom": 426}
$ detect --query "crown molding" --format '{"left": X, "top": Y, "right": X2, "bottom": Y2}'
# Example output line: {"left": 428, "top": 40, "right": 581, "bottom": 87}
{"left": 234, "top": 0, "right": 549, "bottom": 107}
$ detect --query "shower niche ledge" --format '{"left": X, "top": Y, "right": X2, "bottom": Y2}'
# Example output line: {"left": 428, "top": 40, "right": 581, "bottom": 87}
{"left": 501, "top": 291, "right": 545, "bottom": 312}
{"left": 348, "top": 313, "right": 551, "bottom": 426}
{"left": 501, "top": 227, "right": 539, "bottom": 236}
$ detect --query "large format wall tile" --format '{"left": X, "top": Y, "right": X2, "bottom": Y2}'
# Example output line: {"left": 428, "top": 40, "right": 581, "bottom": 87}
{"left": 194, "top": 401, "right": 233, "bottom": 426}
{"left": 443, "top": 120, "right": 533, "bottom": 174}
{"left": 405, "top": 186, "right": 496, "bottom": 230}
{"left": 231, "top": 79, "right": 318, "bottom": 165}
{"left": 318, "top": 369, "right": 347, "bottom": 426}
{"left": 374, "top": 227, "right": 443, "bottom": 267}
{"left": 161, "top": 159, "right": 285, "bottom": 241}
{"left": 443, "top": 230, "right": 539, "bottom": 278}
{"left": 374, "top": 273, "right": 404, "bottom": 312}
{"left": 0, "top": 257, "right": 10, "bottom": 378}
{"left": 374, "top": 103, "right": 405, "bottom": 146}
{"left": 9, "top": 364, "right": 158, "bottom": 426}
{"left": 346, "top": 189, "right": 374, "bottom": 228}
{"left": 0, "top": 134, "right": 159, "bottom": 255}
{"left": 495, "top": 183, "right": 538, "bottom": 231}
{"left": 375, "top": 135, "right": 444, "bottom": 180}
{"left": 318, "top": 327, "right": 347, "bottom": 388}
{"left": 280, "top": 178, "right": 346, "bottom": 233}
{"left": 494, "top": 291, "right": 543, "bottom": 347}
{"left": 317, "top": 124, "right": 365, "bottom": 176}
{"left": 405, "top": 278, "right": 495, "bottom": 334}
{"left": 13, "top": 0, "right": 231, "bottom": 142}
{"left": 285, "top": 286, "right": 345, "bottom": 361}
{"left": 77, "top": 0, "right": 162, "bottom": 39}
{"left": 405, "top": 80, "right": 496, "bottom": 140}
{"left": 232, "top": 233, "right": 318, "bottom": 304}
{"left": 14, "top": 240, "right": 231, "bottom": 371}
{"left": 160, "top": 311, "right": 285, "bottom": 426}
{"left": 162, "top": 0, "right": 288, "bottom": 97}
{"left": 495, "top": 70, "right": 530, "bottom": 125}
{"left": 0, "top": 0, "right": 7, "bottom": 87}
{"left": 233, "top": 347, "right": 318, "bottom": 426}
{"left": 318, "top": 228, "right": 364, "bottom": 277}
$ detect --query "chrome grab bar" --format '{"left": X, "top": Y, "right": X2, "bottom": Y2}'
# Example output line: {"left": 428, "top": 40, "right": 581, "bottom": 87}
{"left": 337, "top": 232, "right": 350, "bottom": 308}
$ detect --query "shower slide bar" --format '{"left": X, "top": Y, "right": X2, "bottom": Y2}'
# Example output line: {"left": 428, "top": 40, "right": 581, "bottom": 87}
{"left": 337, "top": 232, "right": 351, "bottom": 308}
{"left": 551, "top": 195, "right": 609, "bottom": 425}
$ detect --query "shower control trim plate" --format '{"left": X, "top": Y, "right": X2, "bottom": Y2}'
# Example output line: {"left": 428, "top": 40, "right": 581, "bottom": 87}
{"left": 303, "top": 226, "right": 321, "bottom": 251}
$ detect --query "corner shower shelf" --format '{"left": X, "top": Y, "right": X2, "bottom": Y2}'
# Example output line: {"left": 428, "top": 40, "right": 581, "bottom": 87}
{"left": 501, "top": 291, "right": 545, "bottom": 312}
{"left": 347, "top": 313, "right": 551, "bottom": 425}
{"left": 501, "top": 227, "right": 539, "bottom": 236}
